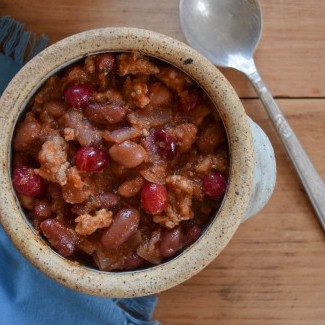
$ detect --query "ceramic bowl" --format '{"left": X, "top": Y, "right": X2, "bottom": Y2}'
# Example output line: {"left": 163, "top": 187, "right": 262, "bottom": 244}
{"left": 0, "top": 28, "right": 276, "bottom": 298}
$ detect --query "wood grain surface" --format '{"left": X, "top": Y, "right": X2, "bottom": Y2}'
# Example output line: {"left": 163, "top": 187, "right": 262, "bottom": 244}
{"left": 2, "top": 0, "right": 325, "bottom": 98}
{"left": 1, "top": 0, "right": 325, "bottom": 324}
{"left": 155, "top": 99, "right": 325, "bottom": 324}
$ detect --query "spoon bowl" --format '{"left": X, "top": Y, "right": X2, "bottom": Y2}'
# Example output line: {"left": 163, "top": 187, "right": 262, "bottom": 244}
{"left": 179, "top": 0, "right": 325, "bottom": 231}
{"left": 179, "top": 0, "right": 262, "bottom": 70}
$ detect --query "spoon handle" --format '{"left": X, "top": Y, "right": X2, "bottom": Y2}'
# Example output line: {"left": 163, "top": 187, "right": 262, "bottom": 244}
{"left": 246, "top": 64, "right": 325, "bottom": 232}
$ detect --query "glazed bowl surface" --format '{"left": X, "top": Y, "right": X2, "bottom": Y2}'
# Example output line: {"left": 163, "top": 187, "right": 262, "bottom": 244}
{"left": 0, "top": 27, "right": 255, "bottom": 298}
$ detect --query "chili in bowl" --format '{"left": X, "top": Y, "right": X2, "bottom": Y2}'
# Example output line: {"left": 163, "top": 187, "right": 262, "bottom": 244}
{"left": 12, "top": 51, "right": 229, "bottom": 272}
{"left": 0, "top": 28, "right": 274, "bottom": 298}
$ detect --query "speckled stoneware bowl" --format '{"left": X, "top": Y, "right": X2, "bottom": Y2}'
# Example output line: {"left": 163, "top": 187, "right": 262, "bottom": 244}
{"left": 0, "top": 28, "right": 276, "bottom": 298}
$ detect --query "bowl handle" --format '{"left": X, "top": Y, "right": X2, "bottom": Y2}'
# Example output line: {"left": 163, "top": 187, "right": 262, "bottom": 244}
{"left": 241, "top": 118, "right": 276, "bottom": 222}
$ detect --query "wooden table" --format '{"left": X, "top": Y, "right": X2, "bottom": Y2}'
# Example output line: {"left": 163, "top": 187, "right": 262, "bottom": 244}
{"left": 2, "top": 0, "right": 325, "bottom": 323}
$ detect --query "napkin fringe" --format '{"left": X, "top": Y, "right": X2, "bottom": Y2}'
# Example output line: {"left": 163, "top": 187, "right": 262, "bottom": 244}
{"left": 114, "top": 297, "right": 161, "bottom": 324}
{"left": 0, "top": 16, "right": 160, "bottom": 324}
{"left": 0, "top": 16, "right": 48, "bottom": 65}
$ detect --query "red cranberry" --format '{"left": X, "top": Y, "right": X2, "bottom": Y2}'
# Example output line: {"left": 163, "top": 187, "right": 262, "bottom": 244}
{"left": 75, "top": 146, "right": 109, "bottom": 172}
{"left": 12, "top": 167, "right": 46, "bottom": 197}
{"left": 178, "top": 89, "right": 200, "bottom": 113}
{"left": 203, "top": 172, "right": 227, "bottom": 200}
{"left": 154, "top": 128, "right": 177, "bottom": 159}
{"left": 141, "top": 183, "right": 168, "bottom": 214}
{"left": 64, "top": 84, "right": 93, "bottom": 108}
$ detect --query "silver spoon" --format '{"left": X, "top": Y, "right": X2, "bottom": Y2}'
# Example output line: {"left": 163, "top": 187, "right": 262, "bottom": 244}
{"left": 179, "top": 0, "right": 325, "bottom": 231}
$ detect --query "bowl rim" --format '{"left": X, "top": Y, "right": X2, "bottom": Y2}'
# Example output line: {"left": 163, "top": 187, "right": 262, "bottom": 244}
{"left": 0, "top": 27, "right": 254, "bottom": 298}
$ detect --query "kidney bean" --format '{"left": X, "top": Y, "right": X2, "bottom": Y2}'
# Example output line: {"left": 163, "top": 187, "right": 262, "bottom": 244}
{"left": 109, "top": 140, "right": 146, "bottom": 168}
{"left": 71, "top": 192, "right": 119, "bottom": 215}
{"left": 34, "top": 199, "right": 52, "bottom": 221}
{"left": 154, "top": 128, "right": 177, "bottom": 159}
{"left": 123, "top": 252, "right": 145, "bottom": 270}
{"left": 136, "top": 228, "right": 163, "bottom": 265}
{"left": 160, "top": 227, "right": 184, "bottom": 258}
{"left": 40, "top": 219, "right": 79, "bottom": 257}
{"left": 183, "top": 223, "right": 202, "bottom": 246}
{"left": 178, "top": 89, "right": 200, "bottom": 113}
{"left": 84, "top": 102, "right": 127, "bottom": 125}
{"left": 141, "top": 129, "right": 161, "bottom": 163}
{"left": 48, "top": 183, "right": 63, "bottom": 201}
{"left": 118, "top": 176, "right": 144, "bottom": 198}
{"left": 13, "top": 116, "right": 41, "bottom": 151}
{"left": 100, "top": 207, "right": 140, "bottom": 251}
{"left": 148, "top": 83, "right": 173, "bottom": 107}
{"left": 98, "top": 192, "right": 120, "bottom": 209}
{"left": 43, "top": 100, "right": 66, "bottom": 117}
{"left": 95, "top": 53, "right": 116, "bottom": 73}
{"left": 103, "top": 127, "right": 141, "bottom": 144}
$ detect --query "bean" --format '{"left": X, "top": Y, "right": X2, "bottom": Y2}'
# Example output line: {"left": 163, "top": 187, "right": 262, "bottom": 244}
{"left": 100, "top": 207, "right": 140, "bottom": 251}
{"left": 34, "top": 199, "right": 52, "bottom": 221}
{"left": 183, "top": 224, "right": 202, "bottom": 246}
{"left": 118, "top": 176, "right": 144, "bottom": 198}
{"left": 95, "top": 53, "right": 116, "bottom": 73}
{"left": 178, "top": 89, "right": 200, "bottom": 113}
{"left": 160, "top": 227, "right": 184, "bottom": 257}
{"left": 148, "top": 83, "right": 173, "bottom": 107}
{"left": 123, "top": 252, "right": 145, "bottom": 270}
{"left": 154, "top": 128, "right": 177, "bottom": 159}
{"left": 98, "top": 192, "right": 120, "bottom": 209}
{"left": 103, "top": 127, "right": 141, "bottom": 144}
{"left": 40, "top": 219, "right": 79, "bottom": 257}
{"left": 13, "top": 117, "right": 41, "bottom": 151}
{"left": 71, "top": 192, "right": 119, "bottom": 215}
{"left": 109, "top": 140, "right": 146, "bottom": 168}
{"left": 43, "top": 100, "right": 66, "bottom": 117}
{"left": 84, "top": 103, "right": 127, "bottom": 125}
{"left": 48, "top": 183, "right": 63, "bottom": 201}
{"left": 48, "top": 183, "right": 66, "bottom": 214}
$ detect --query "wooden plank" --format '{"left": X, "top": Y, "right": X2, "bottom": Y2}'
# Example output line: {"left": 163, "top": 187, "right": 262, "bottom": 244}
{"left": 1, "top": 0, "right": 325, "bottom": 97}
{"left": 154, "top": 98, "right": 325, "bottom": 324}
{"left": 1, "top": 1, "right": 325, "bottom": 322}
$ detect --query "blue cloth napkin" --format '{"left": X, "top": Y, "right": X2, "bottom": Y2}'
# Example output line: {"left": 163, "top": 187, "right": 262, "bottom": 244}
{"left": 0, "top": 16, "right": 159, "bottom": 325}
